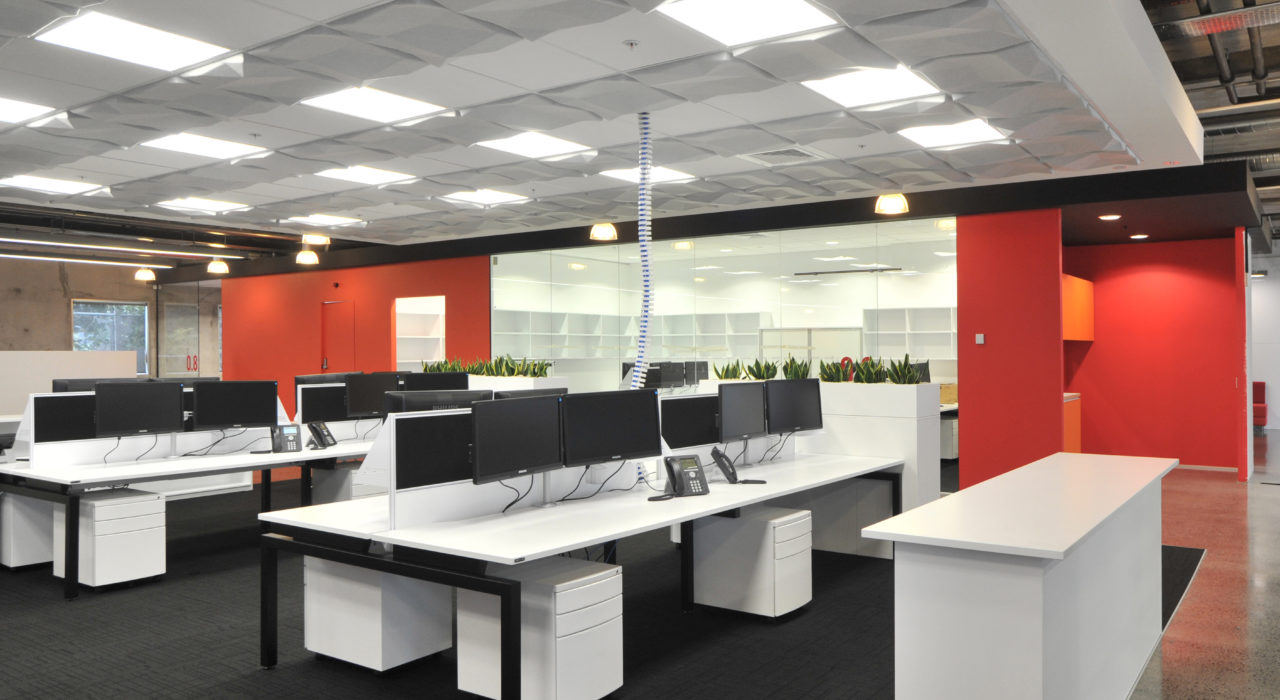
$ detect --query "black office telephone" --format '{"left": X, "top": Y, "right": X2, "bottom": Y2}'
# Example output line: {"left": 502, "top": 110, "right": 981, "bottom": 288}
{"left": 307, "top": 421, "right": 337, "bottom": 448}
{"left": 711, "top": 446, "right": 766, "bottom": 485}
{"left": 663, "top": 455, "right": 710, "bottom": 497}
{"left": 271, "top": 424, "right": 302, "bottom": 453}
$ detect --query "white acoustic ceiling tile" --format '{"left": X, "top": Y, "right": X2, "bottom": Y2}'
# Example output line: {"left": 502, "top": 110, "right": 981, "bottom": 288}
{"left": 677, "top": 126, "right": 792, "bottom": 158}
{"left": 0, "top": 67, "right": 106, "bottom": 108}
{"left": 646, "top": 101, "right": 745, "bottom": 136}
{"left": 602, "top": 137, "right": 713, "bottom": 164}
{"left": 221, "top": 181, "right": 319, "bottom": 200}
{"left": 62, "top": 155, "right": 175, "bottom": 179}
{"left": 716, "top": 171, "right": 806, "bottom": 190}
{"left": 543, "top": 76, "right": 683, "bottom": 120}
{"left": 930, "top": 142, "right": 1032, "bottom": 169}
{"left": 852, "top": 97, "right": 974, "bottom": 132}
{"left": 97, "top": 146, "right": 219, "bottom": 170}
{"left": 0, "top": 39, "right": 160, "bottom": 92}
{"left": 198, "top": 152, "right": 335, "bottom": 181}
{"left": 371, "top": 64, "right": 526, "bottom": 109}
{"left": 994, "top": 112, "right": 1107, "bottom": 140}
{"left": 775, "top": 160, "right": 868, "bottom": 182}
{"left": 808, "top": 131, "right": 919, "bottom": 158}
{"left": 279, "top": 139, "right": 387, "bottom": 165}
{"left": 188, "top": 56, "right": 348, "bottom": 104}
{"left": 959, "top": 82, "right": 1085, "bottom": 119}
{"left": 853, "top": 151, "right": 954, "bottom": 176}
{"left": 467, "top": 94, "right": 602, "bottom": 132}
{"left": 426, "top": 144, "right": 524, "bottom": 169}
{"left": 190, "top": 118, "right": 314, "bottom": 149}
{"left": 3, "top": 127, "right": 129, "bottom": 157}
{"left": 252, "top": 0, "right": 386, "bottom": 21}
{"left": 816, "top": 176, "right": 890, "bottom": 194}
{"left": 427, "top": 169, "right": 518, "bottom": 189}
{"left": 665, "top": 155, "right": 757, "bottom": 177}
{"left": 813, "top": 0, "right": 970, "bottom": 26}
{"left": 190, "top": 188, "right": 277, "bottom": 206}
{"left": 367, "top": 154, "right": 467, "bottom": 176}
{"left": 734, "top": 27, "right": 897, "bottom": 82}
{"left": 274, "top": 173, "right": 368, "bottom": 193}
{"left": 630, "top": 53, "right": 782, "bottom": 102}
{"left": 330, "top": 2, "right": 521, "bottom": 65}
{"left": 760, "top": 111, "right": 878, "bottom": 143}
{"left": 28, "top": 165, "right": 128, "bottom": 186}
{"left": 703, "top": 83, "right": 841, "bottom": 123}
{"left": 405, "top": 113, "right": 512, "bottom": 146}
{"left": 335, "top": 128, "right": 453, "bottom": 157}
{"left": 742, "top": 185, "right": 813, "bottom": 201}
{"left": 541, "top": 6, "right": 721, "bottom": 72}
{"left": 481, "top": 159, "right": 579, "bottom": 183}
{"left": 915, "top": 43, "right": 1057, "bottom": 94}
{"left": 439, "top": 0, "right": 630, "bottom": 41}
{"left": 104, "top": 0, "right": 311, "bottom": 49}
{"left": 963, "top": 157, "right": 1052, "bottom": 179}
{"left": 534, "top": 151, "right": 633, "bottom": 177}
{"left": 248, "top": 27, "right": 426, "bottom": 83}
{"left": 1042, "top": 150, "right": 1135, "bottom": 171}
{"left": 242, "top": 103, "right": 372, "bottom": 137}
{"left": 75, "top": 97, "right": 218, "bottom": 133}
{"left": 853, "top": 0, "right": 1027, "bottom": 65}
{"left": 1019, "top": 131, "right": 1119, "bottom": 159}
{"left": 131, "top": 85, "right": 272, "bottom": 121}
{"left": 451, "top": 39, "right": 614, "bottom": 92}
{"left": 0, "top": 0, "right": 99, "bottom": 37}
{"left": 547, "top": 115, "right": 647, "bottom": 151}
{"left": 886, "top": 169, "right": 972, "bottom": 187}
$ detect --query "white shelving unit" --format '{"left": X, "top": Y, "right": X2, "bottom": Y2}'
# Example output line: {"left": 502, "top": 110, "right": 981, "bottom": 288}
{"left": 395, "top": 296, "right": 445, "bottom": 371}
{"left": 863, "top": 307, "right": 957, "bottom": 360}
{"left": 491, "top": 310, "right": 769, "bottom": 361}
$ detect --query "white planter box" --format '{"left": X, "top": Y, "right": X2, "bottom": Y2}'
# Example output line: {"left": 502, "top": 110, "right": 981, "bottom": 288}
{"left": 818, "top": 382, "right": 940, "bottom": 419}
{"left": 467, "top": 375, "right": 567, "bottom": 392}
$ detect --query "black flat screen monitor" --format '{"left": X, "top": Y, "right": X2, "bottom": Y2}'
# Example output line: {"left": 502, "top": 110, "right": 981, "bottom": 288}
{"left": 193, "top": 380, "right": 278, "bottom": 430}
{"left": 561, "top": 390, "right": 661, "bottom": 466}
{"left": 403, "top": 372, "right": 469, "bottom": 391}
{"left": 299, "top": 385, "right": 349, "bottom": 422}
{"left": 492, "top": 387, "right": 568, "bottom": 400}
{"left": 658, "top": 361, "right": 685, "bottom": 388}
{"left": 472, "top": 396, "right": 563, "bottom": 484}
{"left": 33, "top": 394, "right": 97, "bottom": 442}
{"left": 51, "top": 377, "right": 140, "bottom": 392}
{"left": 295, "top": 372, "right": 357, "bottom": 388}
{"left": 764, "top": 378, "right": 823, "bottom": 434}
{"left": 622, "top": 362, "right": 663, "bottom": 388}
{"left": 95, "top": 382, "right": 184, "bottom": 437}
{"left": 660, "top": 395, "right": 719, "bottom": 448}
{"left": 395, "top": 412, "right": 473, "bottom": 489}
{"left": 384, "top": 390, "right": 493, "bottom": 413}
{"left": 718, "top": 382, "right": 767, "bottom": 442}
{"left": 346, "top": 373, "right": 401, "bottom": 417}
{"left": 912, "top": 361, "right": 931, "bottom": 383}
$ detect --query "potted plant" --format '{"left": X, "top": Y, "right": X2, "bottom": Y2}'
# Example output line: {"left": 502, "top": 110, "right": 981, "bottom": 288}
{"left": 781, "top": 355, "right": 811, "bottom": 380}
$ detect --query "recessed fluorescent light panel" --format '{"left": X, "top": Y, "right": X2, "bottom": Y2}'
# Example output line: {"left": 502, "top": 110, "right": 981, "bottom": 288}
{"left": 0, "top": 236, "right": 244, "bottom": 259}
{"left": 600, "top": 166, "right": 694, "bottom": 184}
{"left": 441, "top": 189, "right": 529, "bottom": 206}
{"left": 142, "top": 133, "right": 266, "bottom": 160}
{"left": 35, "top": 12, "right": 229, "bottom": 71}
{"left": 157, "top": 197, "right": 249, "bottom": 214}
{"left": 0, "top": 96, "right": 54, "bottom": 123}
{"left": 0, "top": 252, "right": 171, "bottom": 268}
{"left": 316, "top": 165, "right": 415, "bottom": 185}
{"left": 934, "top": 251, "right": 957, "bottom": 257}
{"left": 692, "top": 265, "right": 722, "bottom": 270}
{"left": 301, "top": 87, "right": 445, "bottom": 123}
{"left": 476, "top": 132, "right": 591, "bottom": 159}
{"left": 0, "top": 174, "right": 101, "bottom": 195}
{"left": 724, "top": 270, "right": 761, "bottom": 275}
{"left": 814, "top": 255, "right": 856, "bottom": 262}
{"left": 802, "top": 66, "right": 941, "bottom": 109}
{"left": 898, "top": 119, "right": 1006, "bottom": 149}
{"left": 288, "top": 214, "right": 362, "bottom": 226}
{"left": 658, "top": 0, "right": 836, "bottom": 46}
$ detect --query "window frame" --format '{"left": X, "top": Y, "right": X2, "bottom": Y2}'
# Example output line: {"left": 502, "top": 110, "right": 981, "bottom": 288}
{"left": 70, "top": 298, "right": 151, "bottom": 376}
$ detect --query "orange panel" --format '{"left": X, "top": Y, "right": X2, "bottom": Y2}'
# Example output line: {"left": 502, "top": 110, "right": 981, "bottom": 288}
{"left": 1061, "top": 274, "right": 1095, "bottom": 341}
{"left": 1063, "top": 396, "right": 1082, "bottom": 452}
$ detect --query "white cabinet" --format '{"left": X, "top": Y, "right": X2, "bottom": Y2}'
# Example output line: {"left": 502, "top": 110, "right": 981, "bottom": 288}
{"left": 303, "top": 556, "right": 453, "bottom": 672}
{"left": 458, "top": 557, "right": 623, "bottom": 700}
{"left": 1, "top": 494, "right": 53, "bottom": 567}
{"left": 491, "top": 309, "right": 770, "bottom": 361}
{"left": 395, "top": 296, "right": 445, "bottom": 371}
{"left": 693, "top": 506, "right": 813, "bottom": 617}
{"left": 53, "top": 488, "right": 165, "bottom": 586}
{"left": 864, "top": 307, "right": 956, "bottom": 360}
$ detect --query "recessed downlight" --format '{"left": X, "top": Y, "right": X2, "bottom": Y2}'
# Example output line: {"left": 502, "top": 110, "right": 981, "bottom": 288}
{"left": 1098, "top": 214, "right": 1121, "bottom": 221}
{"left": 1130, "top": 233, "right": 1149, "bottom": 240}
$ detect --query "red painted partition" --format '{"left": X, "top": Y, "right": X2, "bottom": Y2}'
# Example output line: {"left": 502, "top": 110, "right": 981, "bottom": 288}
{"left": 957, "top": 210, "right": 1064, "bottom": 488}
{"left": 221, "top": 256, "right": 492, "bottom": 417}
{"left": 1063, "top": 234, "right": 1247, "bottom": 477}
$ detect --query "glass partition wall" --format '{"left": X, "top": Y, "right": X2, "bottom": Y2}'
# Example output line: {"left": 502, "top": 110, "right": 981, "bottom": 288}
{"left": 492, "top": 217, "right": 957, "bottom": 392}
{"left": 156, "top": 279, "right": 223, "bottom": 379}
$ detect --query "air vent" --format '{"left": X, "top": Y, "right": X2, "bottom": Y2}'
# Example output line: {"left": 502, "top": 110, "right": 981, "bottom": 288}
{"left": 739, "top": 146, "right": 827, "bottom": 167}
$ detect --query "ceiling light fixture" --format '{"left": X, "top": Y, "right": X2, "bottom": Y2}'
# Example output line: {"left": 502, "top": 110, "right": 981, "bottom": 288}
{"left": 301, "top": 87, "right": 446, "bottom": 124}
{"left": 0, "top": 96, "right": 55, "bottom": 124}
{"left": 935, "top": 218, "right": 957, "bottom": 231}
{"left": 657, "top": 0, "right": 836, "bottom": 46}
{"left": 802, "top": 65, "right": 941, "bottom": 109}
{"left": 694, "top": 277, "right": 706, "bottom": 283}
{"left": 814, "top": 255, "right": 856, "bottom": 262}
{"left": 825, "top": 240, "right": 840, "bottom": 245}
{"left": 0, "top": 235, "right": 245, "bottom": 260}
{"left": 934, "top": 251, "right": 957, "bottom": 257}
{"left": 288, "top": 214, "right": 361, "bottom": 226}
{"left": 142, "top": 132, "right": 266, "bottom": 159}
{"left": 0, "top": 252, "right": 170, "bottom": 269}
{"left": 1252, "top": 270, "right": 1268, "bottom": 278}
{"left": 157, "top": 197, "right": 250, "bottom": 214}
{"left": 301, "top": 233, "right": 332, "bottom": 246}
{"left": 0, "top": 174, "right": 102, "bottom": 195}
{"left": 296, "top": 249, "right": 320, "bottom": 265}
{"left": 874, "top": 193, "right": 909, "bottom": 215}
{"left": 693, "top": 265, "right": 721, "bottom": 270}
{"left": 134, "top": 268, "right": 157, "bottom": 282}
{"left": 1098, "top": 214, "right": 1121, "bottom": 221}
{"left": 35, "top": 12, "right": 229, "bottom": 71}
{"left": 898, "top": 119, "right": 1006, "bottom": 149}
{"left": 136, "top": 237, "right": 154, "bottom": 242}
{"left": 476, "top": 132, "right": 591, "bottom": 159}
{"left": 600, "top": 166, "right": 694, "bottom": 184}
{"left": 568, "top": 262, "right": 587, "bottom": 271}
{"left": 206, "top": 259, "right": 229, "bottom": 274}
{"left": 672, "top": 241, "right": 693, "bottom": 251}
{"left": 589, "top": 223, "right": 618, "bottom": 241}
{"left": 440, "top": 189, "right": 529, "bottom": 206}
{"left": 1130, "top": 233, "right": 1149, "bottom": 240}
{"left": 724, "top": 270, "right": 761, "bottom": 275}
{"left": 316, "top": 165, "right": 415, "bottom": 185}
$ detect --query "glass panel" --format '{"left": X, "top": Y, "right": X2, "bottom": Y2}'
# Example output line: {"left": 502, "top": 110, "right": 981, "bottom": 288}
{"left": 156, "top": 280, "right": 223, "bottom": 378}
{"left": 71, "top": 300, "right": 148, "bottom": 374}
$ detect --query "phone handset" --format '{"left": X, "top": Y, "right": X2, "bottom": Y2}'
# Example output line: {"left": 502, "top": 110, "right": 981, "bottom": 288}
{"left": 711, "top": 446, "right": 766, "bottom": 485}
{"left": 307, "top": 421, "right": 337, "bottom": 448}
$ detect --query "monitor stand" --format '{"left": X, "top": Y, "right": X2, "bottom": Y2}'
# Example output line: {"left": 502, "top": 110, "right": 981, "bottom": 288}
{"left": 164, "top": 431, "right": 180, "bottom": 459}
{"left": 536, "top": 471, "right": 559, "bottom": 508}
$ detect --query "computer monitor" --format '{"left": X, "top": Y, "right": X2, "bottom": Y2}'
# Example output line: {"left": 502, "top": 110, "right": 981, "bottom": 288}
{"left": 299, "top": 385, "right": 349, "bottom": 422}
{"left": 658, "top": 361, "right": 685, "bottom": 388}
{"left": 394, "top": 412, "right": 473, "bottom": 489}
{"left": 718, "top": 382, "right": 767, "bottom": 442}
{"left": 193, "top": 380, "right": 278, "bottom": 430}
{"left": 345, "top": 373, "right": 401, "bottom": 417}
{"left": 492, "top": 387, "right": 568, "bottom": 400}
{"left": 295, "top": 372, "right": 358, "bottom": 388}
{"left": 912, "top": 361, "right": 931, "bottom": 383}
{"left": 472, "top": 396, "right": 563, "bottom": 484}
{"left": 622, "top": 362, "right": 663, "bottom": 388}
{"left": 660, "top": 395, "right": 719, "bottom": 448}
{"left": 561, "top": 389, "right": 662, "bottom": 466}
{"left": 402, "top": 372, "right": 469, "bottom": 391}
{"left": 33, "top": 394, "right": 97, "bottom": 442}
{"left": 764, "top": 378, "right": 823, "bottom": 434}
{"left": 95, "top": 382, "right": 185, "bottom": 438}
{"left": 383, "top": 390, "right": 493, "bottom": 413}
{"left": 51, "top": 377, "right": 140, "bottom": 392}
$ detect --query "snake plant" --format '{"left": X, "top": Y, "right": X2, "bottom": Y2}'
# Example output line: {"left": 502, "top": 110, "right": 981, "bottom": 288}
{"left": 852, "top": 357, "right": 886, "bottom": 383}
{"left": 745, "top": 359, "right": 778, "bottom": 380}
{"left": 713, "top": 360, "right": 742, "bottom": 380}
{"left": 781, "top": 355, "right": 811, "bottom": 380}
{"left": 818, "top": 360, "right": 851, "bottom": 382}
{"left": 886, "top": 354, "right": 920, "bottom": 384}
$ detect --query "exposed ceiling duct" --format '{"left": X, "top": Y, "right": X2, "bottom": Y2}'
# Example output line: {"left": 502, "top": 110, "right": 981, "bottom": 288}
{"left": 1154, "top": 1, "right": 1280, "bottom": 39}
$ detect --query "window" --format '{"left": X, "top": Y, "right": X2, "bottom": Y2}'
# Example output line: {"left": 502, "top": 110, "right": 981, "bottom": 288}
{"left": 72, "top": 301, "right": 149, "bottom": 374}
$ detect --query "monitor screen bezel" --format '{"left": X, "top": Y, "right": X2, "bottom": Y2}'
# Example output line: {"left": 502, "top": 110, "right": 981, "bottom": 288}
{"left": 471, "top": 395, "right": 564, "bottom": 485}
{"left": 717, "top": 381, "right": 768, "bottom": 442}
{"left": 192, "top": 380, "right": 279, "bottom": 430}
{"left": 560, "top": 389, "right": 662, "bottom": 467}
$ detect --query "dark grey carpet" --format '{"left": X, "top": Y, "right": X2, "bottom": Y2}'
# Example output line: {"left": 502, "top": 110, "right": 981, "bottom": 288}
{"left": 1161, "top": 544, "right": 1204, "bottom": 630}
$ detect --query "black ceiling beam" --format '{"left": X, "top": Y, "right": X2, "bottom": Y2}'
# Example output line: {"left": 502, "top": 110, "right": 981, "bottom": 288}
{"left": 154, "top": 161, "right": 1260, "bottom": 284}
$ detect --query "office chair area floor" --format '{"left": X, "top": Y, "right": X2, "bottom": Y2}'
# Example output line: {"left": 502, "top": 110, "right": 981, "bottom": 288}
{"left": 0, "top": 466, "right": 1270, "bottom": 699}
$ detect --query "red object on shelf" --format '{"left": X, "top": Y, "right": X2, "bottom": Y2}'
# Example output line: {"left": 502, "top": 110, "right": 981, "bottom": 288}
{"left": 1254, "top": 381, "right": 1267, "bottom": 427}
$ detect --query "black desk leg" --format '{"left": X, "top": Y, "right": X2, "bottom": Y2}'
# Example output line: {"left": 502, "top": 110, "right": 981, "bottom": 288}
{"left": 603, "top": 539, "right": 618, "bottom": 565}
{"left": 63, "top": 494, "right": 79, "bottom": 600}
{"left": 300, "top": 465, "right": 313, "bottom": 507}
{"left": 260, "top": 542, "right": 277, "bottom": 669}
{"left": 499, "top": 578, "right": 522, "bottom": 700}
{"left": 260, "top": 468, "right": 272, "bottom": 513}
{"left": 681, "top": 520, "right": 694, "bottom": 612}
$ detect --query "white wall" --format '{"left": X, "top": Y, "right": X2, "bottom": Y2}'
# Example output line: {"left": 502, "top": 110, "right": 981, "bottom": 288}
{"left": 0, "top": 350, "right": 137, "bottom": 415}
{"left": 1251, "top": 256, "right": 1280, "bottom": 428}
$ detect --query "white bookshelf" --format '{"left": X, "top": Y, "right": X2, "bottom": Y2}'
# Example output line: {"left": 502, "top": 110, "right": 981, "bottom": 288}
{"left": 863, "top": 307, "right": 957, "bottom": 360}
{"left": 395, "top": 296, "right": 445, "bottom": 370}
{"left": 490, "top": 310, "right": 769, "bottom": 360}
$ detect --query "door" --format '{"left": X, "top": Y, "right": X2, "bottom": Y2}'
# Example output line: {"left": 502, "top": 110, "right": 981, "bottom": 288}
{"left": 321, "top": 301, "right": 355, "bottom": 373}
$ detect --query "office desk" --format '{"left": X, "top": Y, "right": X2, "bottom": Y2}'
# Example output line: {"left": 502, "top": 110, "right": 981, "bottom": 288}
{"left": 0, "top": 440, "right": 372, "bottom": 599}
{"left": 259, "top": 452, "right": 903, "bottom": 699}
{"left": 863, "top": 452, "right": 1177, "bottom": 700}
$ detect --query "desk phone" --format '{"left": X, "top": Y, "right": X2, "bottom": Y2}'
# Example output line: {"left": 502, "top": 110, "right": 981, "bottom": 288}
{"left": 710, "top": 446, "right": 766, "bottom": 485}
{"left": 663, "top": 455, "right": 710, "bottom": 497}
{"left": 271, "top": 424, "right": 302, "bottom": 453}
{"left": 307, "top": 421, "right": 337, "bottom": 448}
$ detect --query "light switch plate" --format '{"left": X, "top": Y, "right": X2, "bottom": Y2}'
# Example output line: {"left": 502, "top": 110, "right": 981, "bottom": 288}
{"left": 975, "top": 333, "right": 985, "bottom": 345}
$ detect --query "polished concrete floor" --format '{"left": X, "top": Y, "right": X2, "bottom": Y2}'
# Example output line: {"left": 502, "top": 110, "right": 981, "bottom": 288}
{"left": 1132, "top": 430, "right": 1280, "bottom": 698}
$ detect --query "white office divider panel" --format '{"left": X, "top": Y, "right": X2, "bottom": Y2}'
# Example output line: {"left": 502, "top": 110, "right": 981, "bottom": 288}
{"left": 0, "top": 350, "right": 135, "bottom": 415}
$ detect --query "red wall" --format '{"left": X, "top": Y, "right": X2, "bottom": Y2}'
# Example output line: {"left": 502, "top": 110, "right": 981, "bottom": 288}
{"left": 957, "top": 210, "right": 1065, "bottom": 488}
{"left": 222, "top": 256, "right": 492, "bottom": 416}
{"left": 1063, "top": 234, "right": 1247, "bottom": 477}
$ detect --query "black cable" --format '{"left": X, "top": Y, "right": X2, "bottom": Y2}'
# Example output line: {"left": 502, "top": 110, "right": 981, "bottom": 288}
{"left": 135, "top": 433, "right": 159, "bottom": 461}
{"left": 557, "top": 465, "right": 591, "bottom": 502}
{"left": 766, "top": 432, "right": 795, "bottom": 462}
{"left": 184, "top": 429, "right": 243, "bottom": 457}
{"left": 563, "top": 461, "right": 627, "bottom": 502}
{"left": 360, "top": 418, "right": 381, "bottom": 440}
{"left": 734, "top": 439, "right": 749, "bottom": 466}
{"left": 501, "top": 476, "right": 535, "bottom": 513}
{"left": 102, "top": 436, "right": 121, "bottom": 464}
{"left": 760, "top": 434, "right": 785, "bottom": 461}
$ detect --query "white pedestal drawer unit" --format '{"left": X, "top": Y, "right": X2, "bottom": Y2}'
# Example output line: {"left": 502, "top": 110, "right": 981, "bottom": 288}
{"left": 53, "top": 488, "right": 165, "bottom": 586}
{"left": 693, "top": 505, "right": 813, "bottom": 617}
